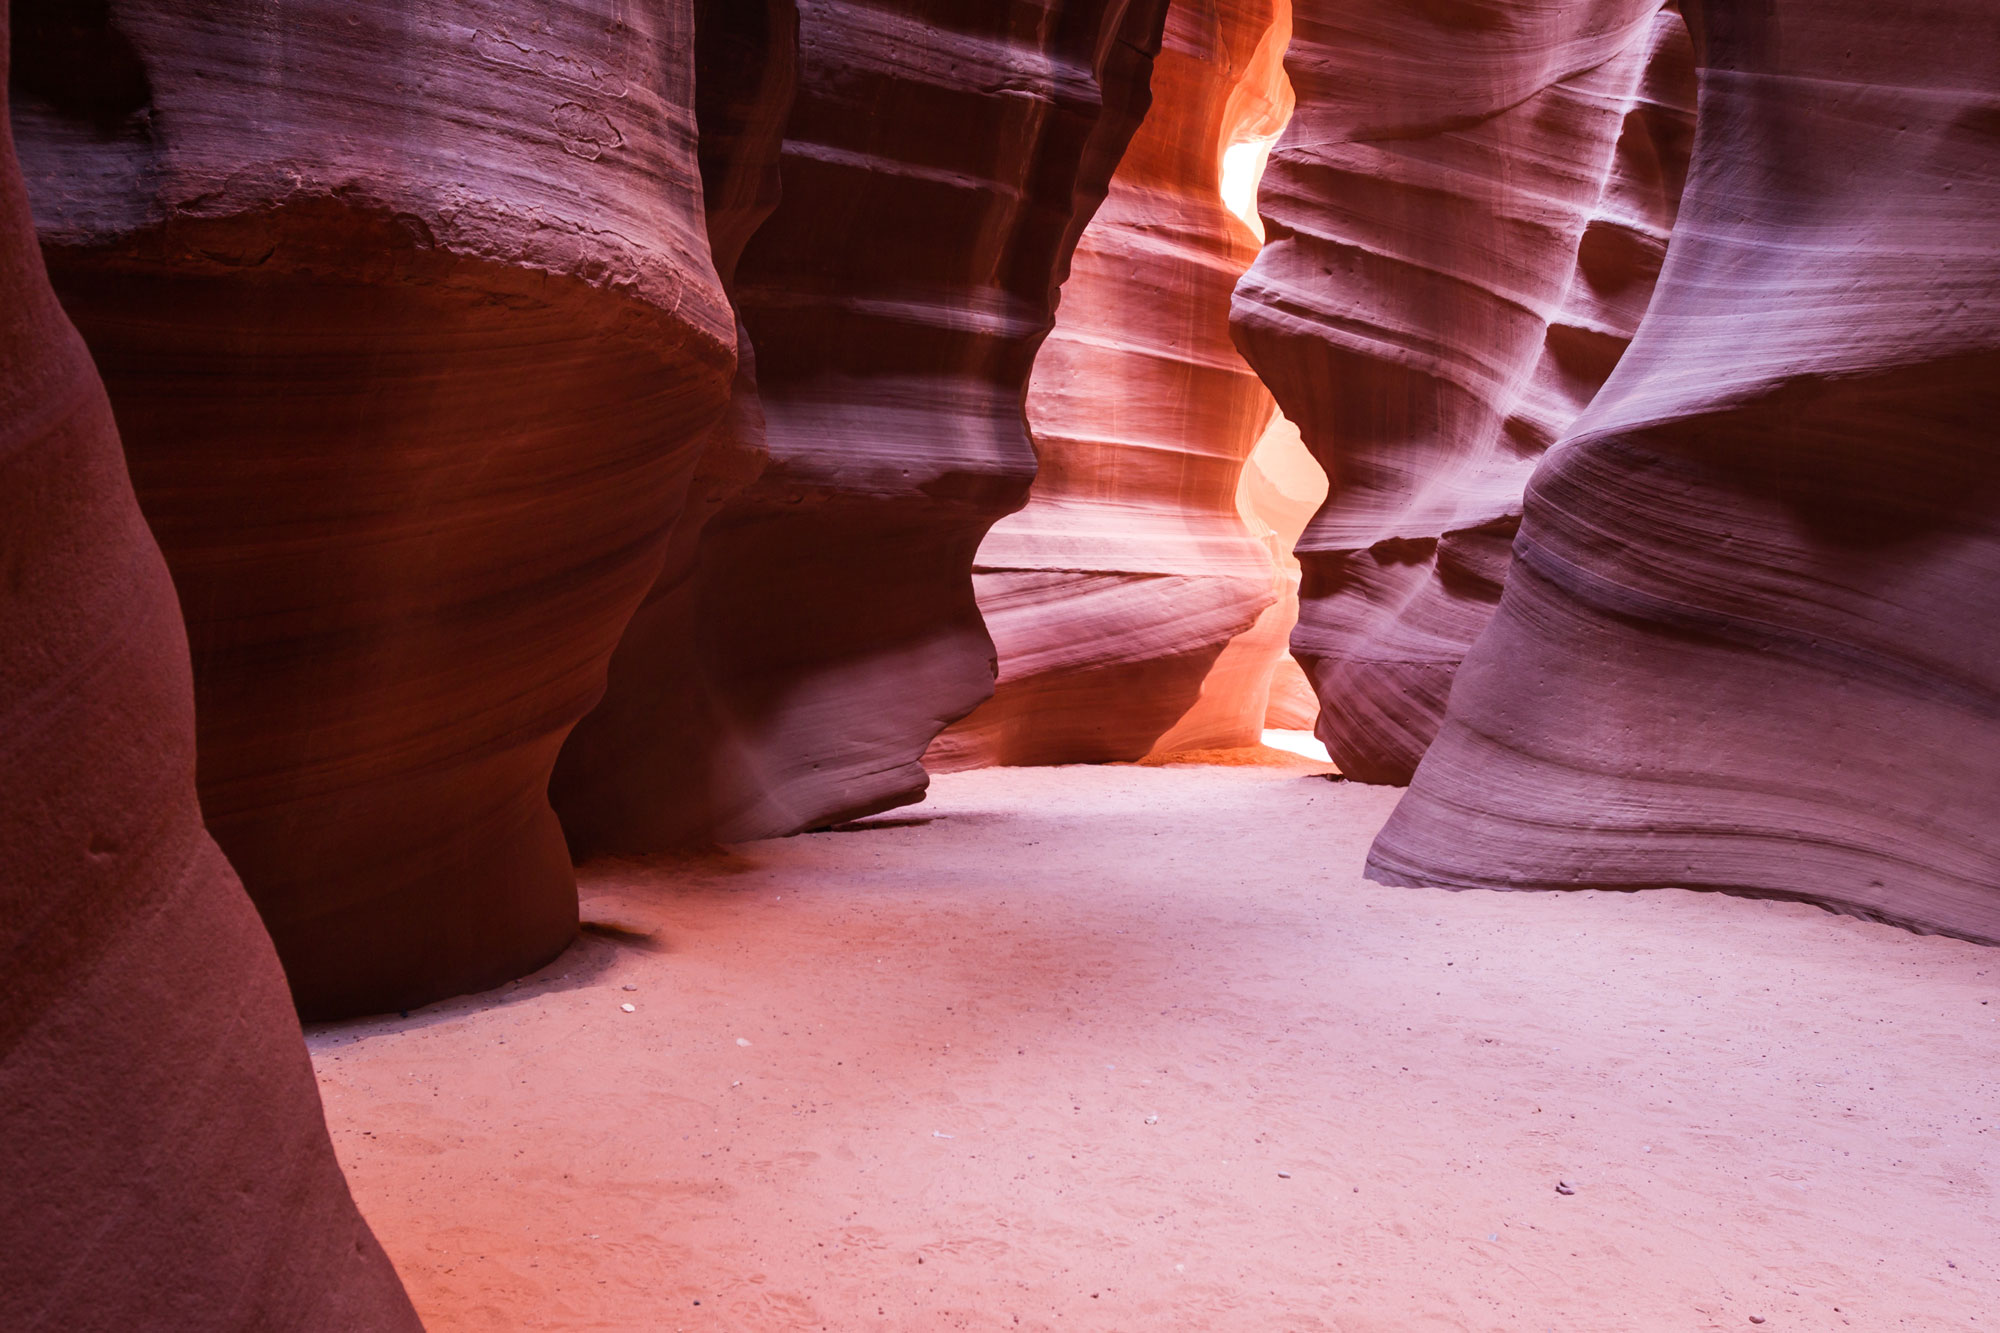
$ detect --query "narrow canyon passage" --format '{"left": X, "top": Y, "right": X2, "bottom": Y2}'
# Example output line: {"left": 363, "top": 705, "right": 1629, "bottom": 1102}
{"left": 312, "top": 758, "right": 1999, "bottom": 1332}
{"left": 7, "top": 0, "right": 1997, "bottom": 1325}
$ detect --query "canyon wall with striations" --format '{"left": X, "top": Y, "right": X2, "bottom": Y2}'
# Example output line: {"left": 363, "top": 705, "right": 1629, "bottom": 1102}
{"left": 554, "top": 0, "right": 1175, "bottom": 851}
{"left": 1369, "top": 0, "right": 2000, "bottom": 943}
{"left": 1231, "top": 0, "right": 1694, "bottom": 782}
{"left": 548, "top": 0, "right": 793, "bottom": 857}
{"left": 13, "top": 0, "right": 736, "bottom": 1018}
{"left": 930, "top": 0, "right": 1297, "bottom": 770}
{"left": 0, "top": 8, "right": 420, "bottom": 1321}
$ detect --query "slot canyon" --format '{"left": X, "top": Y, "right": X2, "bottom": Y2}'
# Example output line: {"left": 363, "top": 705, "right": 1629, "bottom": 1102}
{"left": 2, "top": 0, "right": 1994, "bottom": 1329}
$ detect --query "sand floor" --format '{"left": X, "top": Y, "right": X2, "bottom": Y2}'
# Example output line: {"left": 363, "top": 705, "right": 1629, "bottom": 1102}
{"left": 310, "top": 757, "right": 2000, "bottom": 1331}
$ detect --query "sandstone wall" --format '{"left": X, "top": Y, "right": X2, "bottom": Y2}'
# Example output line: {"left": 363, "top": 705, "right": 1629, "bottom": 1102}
{"left": 14, "top": 0, "right": 736, "bottom": 1017}
{"left": 548, "top": 0, "right": 793, "bottom": 857}
{"left": 931, "top": 0, "right": 1296, "bottom": 769}
{"left": 1370, "top": 0, "right": 2000, "bottom": 943}
{"left": 0, "top": 6, "right": 420, "bottom": 1318}
{"left": 1231, "top": 0, "right": 1694, "bottom": 781}
{"left": 555, "top": 0, "right": 1175, "bottom": 849}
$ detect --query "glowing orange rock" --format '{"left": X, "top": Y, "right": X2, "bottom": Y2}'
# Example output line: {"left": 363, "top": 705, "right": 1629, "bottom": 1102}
{"left": 935, "top": 0, "right": 1301, "bottom": 769}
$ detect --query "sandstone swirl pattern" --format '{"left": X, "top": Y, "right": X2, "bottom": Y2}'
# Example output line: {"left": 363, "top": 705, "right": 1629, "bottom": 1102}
{"left": 931, "top": 0, "right": 1296, "bottom": 769}
{"left": 1230, "top": 0, "right": 1694, "bottom": 782}
{"left": 1370, "top": 0, "right": 2000, "bottom": 943}
{"left": 14, "top": 0, "right": 736, "bottom": 1018}
{"left": 555, "top": 0, "right": 1175, "bottom": 850}
{"left": 0, "top": 8, "right": 420, "bottom": 1320}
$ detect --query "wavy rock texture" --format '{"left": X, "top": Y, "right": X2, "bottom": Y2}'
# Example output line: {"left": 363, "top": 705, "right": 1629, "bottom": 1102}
{"left": 556, "top": 0, "right": 1173, "bottom": 851}
{"left": 931, "top": 0, "right": 1297, "bottom": 770}
{"left": 1370, "top": 0, "right": 2000, "bottom": 943}
{"left": 549, "top": 0, "right": 793, "bottom": 857}
{"left": 0, "top": 11, "right": 420, "bottom": 1323}
{"left": 13, "top": 0, "right": 735, "bottom": 1018}
{"left": 1231, "top": 0, "right": 1695, "bottom": 782}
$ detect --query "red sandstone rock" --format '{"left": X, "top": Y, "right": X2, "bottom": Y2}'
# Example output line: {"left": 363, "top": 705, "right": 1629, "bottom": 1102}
{"left": 549, "top": 0, "right": 794, "bottom": 858}
{"left": 14, "top": 0, "right": 736, "bottom": 1017}
{"left": 931, "top": 0, "right": 1296, "bottom": 770}
{"left": 1370, "top": 0, "right": 2000, "bottom": 943}
{"left": 555, "top": 0, "right": 1174, "bottom": 849}
{"left": 1231, "top": 0, "right": 1694, "bottom": 782}
{"left": 0, "top": 10, "right": 420, "bottom": 1322}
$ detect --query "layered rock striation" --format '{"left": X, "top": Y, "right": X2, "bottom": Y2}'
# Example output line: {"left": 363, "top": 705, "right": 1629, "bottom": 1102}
{"left": 556, "top": 0, "right": 1174, "bottom": 850}
{"left": 0, "top": 7, "right": 420, "bottom": 1320}
{"left": 1370, "top": 0, "right": 2000, "bottom": 943}
{"left": 549, "top": 0, "right": 794, "bottom": 857}
{"left": 14, "top": 0, "right": 736, "bottom": 1017}
{"left": 932, "top": 0, "right": 1297, "bottom": 770}
{"left": 1231, "top": 0, "right": 1694, "bottom": 781}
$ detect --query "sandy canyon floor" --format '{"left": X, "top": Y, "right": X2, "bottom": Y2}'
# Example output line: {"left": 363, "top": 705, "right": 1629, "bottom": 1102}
{"left": 311, "top": 754, "right": 1999, "bottom": 1331}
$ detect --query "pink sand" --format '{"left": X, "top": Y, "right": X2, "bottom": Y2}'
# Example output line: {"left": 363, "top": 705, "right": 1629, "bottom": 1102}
{"left": 310, "top": 758, "right": 2000, "bottom": 1330}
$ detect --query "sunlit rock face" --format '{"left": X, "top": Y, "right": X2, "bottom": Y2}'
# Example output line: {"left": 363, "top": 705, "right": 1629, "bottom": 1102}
{"left": 1148, "top": 408, "right": 1327, "bottom": 753}
{"left": 931, "top": 0, "right": 1297, "bottom": 770}
{"left": 0, "top": 11, "right": 419, "bottom": 1321}
{"left": 1370, "top": 0, "right": 2000, "bottom": 943}
{"left": 1231, "top": 0, "right": 1695, "bottom": 783}
{"left": 13, "top": 0, "right": 735, "bottom": 1018}
{"left": 556, "top": 0, "right": 1175, "bottom": 849}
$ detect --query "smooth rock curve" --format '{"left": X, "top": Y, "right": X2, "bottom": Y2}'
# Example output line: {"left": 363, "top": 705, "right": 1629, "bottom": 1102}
{"left": 933, "top": 0, "right": 1297, "bottom": 770}
{"left": 549, "top": 0, "right": 795, "bottom": 859}
{"left": 0, "top": 7, "right": 421, "bottom": 1321}
{"left": 14, "top": 0, "right": 735, "bottom": 1017}
{"left": 1231, "top": 0, "right": 1695, "bottom": 781}
{"left": 1369, "top": 0, "right": 2000, "bottom": 944}
{"left": 556, "top": 0, "right": 1174, "bottom": 850}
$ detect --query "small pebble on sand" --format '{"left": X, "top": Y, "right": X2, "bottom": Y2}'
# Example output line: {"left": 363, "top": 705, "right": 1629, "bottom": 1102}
{"left": 620, "top": 1003, "right": 635, "bottom": 1013}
